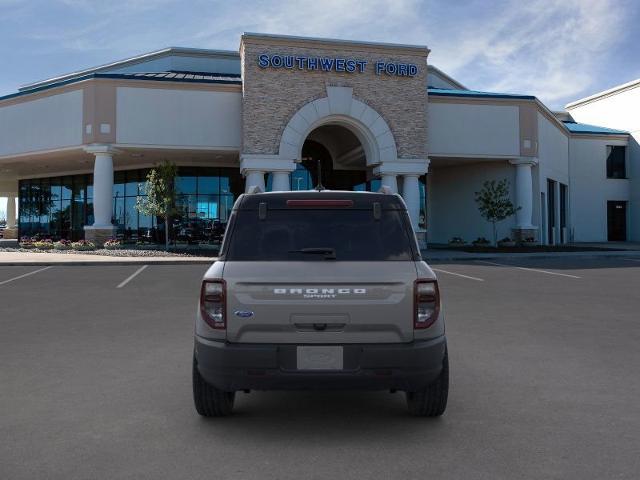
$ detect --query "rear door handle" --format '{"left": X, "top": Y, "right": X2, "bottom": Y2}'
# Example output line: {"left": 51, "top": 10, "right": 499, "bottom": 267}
{"left": 293, "top": 323, "right": 346, "bottom": 332}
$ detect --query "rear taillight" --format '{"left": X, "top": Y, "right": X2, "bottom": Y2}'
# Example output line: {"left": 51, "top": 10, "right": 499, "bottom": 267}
{"left": 414, "top": 279, "right": 440, "bottom": 329}
{"left": 200, "top": 279, "right": 226, "bottom": 330}
{"left": 286, "top": 199, "right": 354, "bottom": 207}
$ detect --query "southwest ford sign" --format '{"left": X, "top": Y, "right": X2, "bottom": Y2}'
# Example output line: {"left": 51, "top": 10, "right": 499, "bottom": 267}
{"left": 257, "top": 54, "right": 418, "bottom": 77}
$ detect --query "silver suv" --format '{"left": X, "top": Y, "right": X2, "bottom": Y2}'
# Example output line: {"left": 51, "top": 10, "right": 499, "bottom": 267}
{"left": 192, "top": 190, "right": 448, "bottom": 416}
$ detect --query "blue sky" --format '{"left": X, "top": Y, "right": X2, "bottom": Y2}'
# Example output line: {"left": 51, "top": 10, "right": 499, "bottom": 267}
{"left": 1, "top": 0, "right": 639, "bottom": 109}
{"left": 1, "top": 0, "right": 639, "bottom": 218}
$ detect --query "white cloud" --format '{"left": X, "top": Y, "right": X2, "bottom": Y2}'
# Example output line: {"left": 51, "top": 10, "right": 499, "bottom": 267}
{"left": 185, "top": 0, "right": 632, "bottom": 107}
{"left": 4, "top": 0, "right": 634, "bottom": 108}
{"left": 424, "top": 0, "right": 630, "bottom": 107}
{"left": 190, "top": 0, "right": 426, "bottom": 47}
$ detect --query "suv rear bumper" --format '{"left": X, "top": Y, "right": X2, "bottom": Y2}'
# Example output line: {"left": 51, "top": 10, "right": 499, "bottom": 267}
{"left": 194, "top": 335, "right": 447, "bottom": 392}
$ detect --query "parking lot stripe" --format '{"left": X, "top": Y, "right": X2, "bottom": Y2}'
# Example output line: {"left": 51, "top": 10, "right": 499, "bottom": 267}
{"left": 117, "top": 265, "right": 148, "bottom": 289}
{"left": 0, "top": 266, "right": 52, "bottom": 286}
{"left": 475, "top": 260, "right": 581, "bottom": 278}
{"left": 431, "top": 268, "right": 484, "bottom": 282}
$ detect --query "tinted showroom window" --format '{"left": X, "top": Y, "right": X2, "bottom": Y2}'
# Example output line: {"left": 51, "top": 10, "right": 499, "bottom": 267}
{"left": 606, "top": 146, "right": 626, "bottom": 179}
{"left": 226, "top": 209, "right": 415, "bottom": 261}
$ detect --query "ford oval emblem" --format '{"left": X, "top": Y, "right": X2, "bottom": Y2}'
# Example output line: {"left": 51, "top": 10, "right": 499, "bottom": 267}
{"left": 234, "top": 310, "right": 254, "bottom": 318}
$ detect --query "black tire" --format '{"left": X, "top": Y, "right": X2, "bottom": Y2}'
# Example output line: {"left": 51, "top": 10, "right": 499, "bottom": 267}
{"left": 406, "top": 349, "right": 449, "bottom": 417}
{"left": 192, "top": 356, "right": 235, "bottom": 417}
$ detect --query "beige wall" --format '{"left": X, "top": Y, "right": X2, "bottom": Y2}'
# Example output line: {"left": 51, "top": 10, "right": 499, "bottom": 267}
{"left": 0, "top": 90, "right": 83, "bottom": 157}
{"left": 83, "top": 82, "right": 117, "bottom": 144}
{"left": 240, "top": 35, "right": 429, "bottom": 159}
{"left": 428, "top": 102, "right": 520, "bottom": 157}
{"left": 0, "top": 178, "right": 18, "bottom": 196}
{"left": 116, "top": 86, "right": 242, "bottom": 148}
{"left": 428, "top": 161, "right": 517, "bottom": 244}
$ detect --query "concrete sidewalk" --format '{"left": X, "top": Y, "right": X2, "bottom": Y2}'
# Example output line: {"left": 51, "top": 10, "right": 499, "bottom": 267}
{"left": 3, "top": 248, "right": 640, "bottom": 265}
{"left": 422, "top": 248, "right": 640, "bottom": 261}
{"left": 0, "top": 251, "right": 215, "bottom": 266}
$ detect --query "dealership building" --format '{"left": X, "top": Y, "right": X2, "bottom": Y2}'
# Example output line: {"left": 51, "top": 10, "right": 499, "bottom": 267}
{"left": 0, "top": 33, "right": 637, "bottom": 247}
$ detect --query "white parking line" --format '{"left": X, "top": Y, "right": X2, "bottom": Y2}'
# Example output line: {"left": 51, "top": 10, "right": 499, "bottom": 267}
{"left": 431, "top": 268, "right": 484, "bottom": 282}
{"left": 0, "top": 266, "right": 52, "bottom": 286}
{"left": 117, "top": 265, "right": 148, "bottom": 289}
{"left": 475, "top": 260, "right": 581, "bottom": 279}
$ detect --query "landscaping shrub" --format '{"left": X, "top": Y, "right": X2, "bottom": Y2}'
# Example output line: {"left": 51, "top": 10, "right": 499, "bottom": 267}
{"left": 103, "top": 238, "right": 122, "bottom": 250}
{"left": 53, "top": 239, "right": 72, "bottom": 250}
{"left": 472, "top": 237, "right": 491, "bottom": 246}
{"left": 33, "top": 239, "right": 54, "bottom": 250}
{"left": 71, "top": 240, "right": 96, "bottom": 251}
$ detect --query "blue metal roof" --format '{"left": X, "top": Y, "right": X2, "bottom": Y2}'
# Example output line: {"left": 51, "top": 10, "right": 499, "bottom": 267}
{"left": 428, "top": 87, "right": 535, "bottom": 100}
{"left": 562, "top": 121, "right": 628, "bottom": 135}
{"left": 117, "top": 71, "right": 241, "bottom": 82}
{"left": 0, "top": 71, "right": 242, "bottom": 102}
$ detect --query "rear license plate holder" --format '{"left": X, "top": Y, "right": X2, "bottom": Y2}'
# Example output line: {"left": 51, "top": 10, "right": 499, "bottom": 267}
{"left": 296, "top": 346, "right": 343, "bottom": 370}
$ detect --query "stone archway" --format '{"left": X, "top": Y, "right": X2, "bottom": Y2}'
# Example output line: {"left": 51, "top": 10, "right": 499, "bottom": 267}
{"left": 241, "top": 85, "right": 428, "bottom": 242}
{"left": 299, "top": 125, "right": 368, "bottom": 190}
{"left": 278, "top": 86, "right": 398, "bottom": 166}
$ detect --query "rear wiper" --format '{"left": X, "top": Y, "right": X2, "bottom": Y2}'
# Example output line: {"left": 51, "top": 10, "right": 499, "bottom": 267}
{"left": 288, "top": 247, "right": 337, "bottom": 260}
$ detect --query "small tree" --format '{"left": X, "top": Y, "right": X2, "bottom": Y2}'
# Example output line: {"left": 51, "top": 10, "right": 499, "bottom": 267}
{"left": 136, "top": 161, "right": 178, "bottom": 251}
{"left": 474, "top": 179, "right": 519, "bottom": 246}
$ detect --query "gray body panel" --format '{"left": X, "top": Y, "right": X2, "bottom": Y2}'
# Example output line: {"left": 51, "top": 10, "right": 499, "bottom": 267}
{"left": 221, "top": 261, "right": 419, "bottom": 344}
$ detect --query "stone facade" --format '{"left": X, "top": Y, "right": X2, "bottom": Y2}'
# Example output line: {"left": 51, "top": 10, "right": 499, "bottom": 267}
{"left": 2, "top": 228, "right": 18, "bottom": 240}
{"left": 511, "top": 227, "right": 538, "bottom": 243}
{"left": 84, "top": 227, "right": 116, "bottom": 247}
{"left": 240, "top": 34, "right": 429, "bottom": 160}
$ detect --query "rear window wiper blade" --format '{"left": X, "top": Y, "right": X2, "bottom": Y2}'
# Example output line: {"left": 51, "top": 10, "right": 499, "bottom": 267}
{"left": 288, "top": 247, "right": 337, "bottom": 259}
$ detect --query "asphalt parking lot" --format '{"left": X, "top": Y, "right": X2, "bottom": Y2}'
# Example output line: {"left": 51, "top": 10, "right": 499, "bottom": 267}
{"left": 1, "top": 257, "right": 640, "bottom": 479}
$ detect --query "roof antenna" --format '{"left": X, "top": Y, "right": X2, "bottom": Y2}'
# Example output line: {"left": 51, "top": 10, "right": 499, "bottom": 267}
{"left": 314, "top": 158, "right": 325, "bottom": 191}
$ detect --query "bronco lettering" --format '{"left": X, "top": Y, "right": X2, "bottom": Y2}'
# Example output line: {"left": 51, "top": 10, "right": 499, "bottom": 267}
{"left": 273, "top": 288, "right": 367, "bottom": 295}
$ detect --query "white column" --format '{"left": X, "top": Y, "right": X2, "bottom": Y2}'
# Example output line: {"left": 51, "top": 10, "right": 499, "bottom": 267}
{"left": 83, "top": 145, "right": 119, "bottom": 242}
{"left": 241, "top": 155, "right": 295, "bottom": 193}
{"left": 373, "top": 159, "right": 429, "bottom": 240}
{"left": 6, "top": 195, "right": 16, "bottom": 229}
{"left": 271, "top": 171, "right": 290, "bottom": 191}
{"left": 510, "top": 158, "right": 537, "bottom": 229}
{"left": 380, "top": 174, "right": 398, "bottom": 194}
{"left": 402, "top": 174, "right": 421, "bottom": 230}
{"left": 244, "top": 170, "right": 265, "bottom": 193}
{"left": 92, "top": 151, "right": 115, "bottom": 227}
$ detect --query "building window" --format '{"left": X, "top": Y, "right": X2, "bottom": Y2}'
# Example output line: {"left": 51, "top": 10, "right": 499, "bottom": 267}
{"left": 169, "top": 167, "right": 241, "bottom": 246}
{"left": 353, "top": 178, "right": 381, "bottom": 192}
{"left": 547, "top": 179, "right": 556, "bottom": 245}
{"left": 18, "top": 167, "right": 243, "bottom": 246}
{"left": 291, "top": 163, "right": 313, "bottom": 190}
{"left": 606, "top": 146, "right": 626, "bottom": 179}
{"left": 419, "top": 175, "right": 427, "bottom": 231}
{"left": 18, "top": 175, "right": 91, "bottom": 241}
{"left": 560, "top": 183, "right": 568, "bottom": 243}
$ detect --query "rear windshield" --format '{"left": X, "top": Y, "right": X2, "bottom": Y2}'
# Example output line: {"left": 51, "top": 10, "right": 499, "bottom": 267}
{"left": 224, "top": 209, "right": 416, "bottom": 261}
